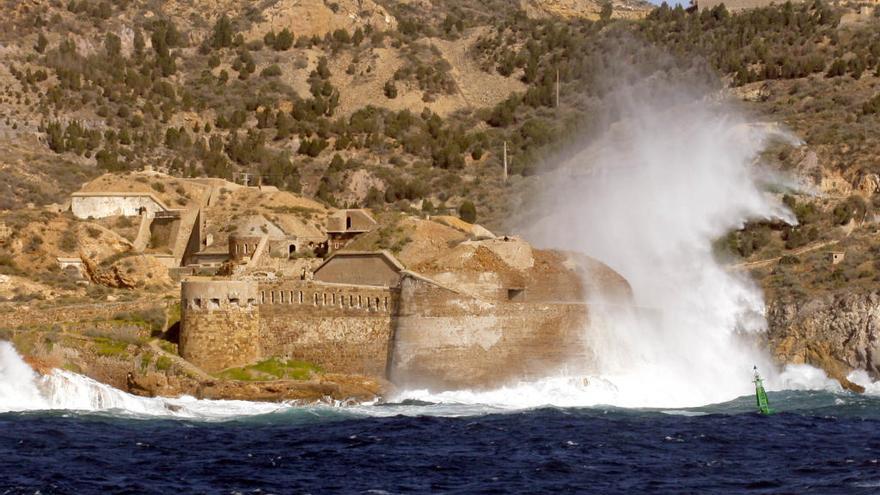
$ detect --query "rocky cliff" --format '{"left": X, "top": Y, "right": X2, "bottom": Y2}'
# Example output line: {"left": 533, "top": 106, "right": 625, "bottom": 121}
{"left": 767, "top": 292, "right": 880, "bottom": 393}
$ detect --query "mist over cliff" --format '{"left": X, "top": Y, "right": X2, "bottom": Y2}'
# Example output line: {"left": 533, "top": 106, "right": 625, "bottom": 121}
{"left": 520, "top": 70, "right": 799, "bottom": 407}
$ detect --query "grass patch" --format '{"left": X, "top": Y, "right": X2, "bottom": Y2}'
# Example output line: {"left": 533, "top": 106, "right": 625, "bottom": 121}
{"left": 158, "top": 340, "right": 177, "bottom": 354}
{"left": 155, "top": 356, "right": 172, "bottom": 371}
{"left": 218, "top": 358, "right": 321, "bottom": 381}
{"left": 112, "top": 307, "right": 166, "bottom": 335}
{"left": 93, "top": 337, "right": 129, "bottom": 357}
{"left": 139, "top": 351, "right": 154, "bottom": 372}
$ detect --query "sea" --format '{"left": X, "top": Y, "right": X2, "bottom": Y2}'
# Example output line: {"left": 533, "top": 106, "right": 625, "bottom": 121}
{"left": 3, "top": 342, "right": 880, "bottom": 494}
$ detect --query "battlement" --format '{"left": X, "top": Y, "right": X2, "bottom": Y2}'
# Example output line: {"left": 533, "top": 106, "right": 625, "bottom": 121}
{"left": 182, "top": 279, "right": 259, "bottom": 311}
{"left": 257, "top": 281, "right": 396, "bottom": 314}
{"left": 180, "top": 277, "right": 400, "bottom": 374}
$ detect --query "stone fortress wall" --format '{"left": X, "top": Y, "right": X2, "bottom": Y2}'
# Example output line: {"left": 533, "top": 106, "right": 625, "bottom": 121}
{"left": 180, "top": 278, "right": 399, "bottom": 375}
{"left": 258, "top": 281, "right": 398, "bottom": 377}
{"left": 180, "top": 280, "right": 261, "bottom": 372}
{"left": 179, "top": 273, "right": 590, "bottom": 388}
{"left": 390, "top": 274, "right": 590, "bottom": 389}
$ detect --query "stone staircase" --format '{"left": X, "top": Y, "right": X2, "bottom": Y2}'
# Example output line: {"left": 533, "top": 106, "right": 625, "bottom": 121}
{"left": 246, "top": 235, "right": 270, "bottom": 269}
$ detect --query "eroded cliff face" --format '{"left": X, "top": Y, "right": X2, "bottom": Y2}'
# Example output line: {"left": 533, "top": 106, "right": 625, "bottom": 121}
{"left": 766, "top": 292, "right": 880, "bottom": 392}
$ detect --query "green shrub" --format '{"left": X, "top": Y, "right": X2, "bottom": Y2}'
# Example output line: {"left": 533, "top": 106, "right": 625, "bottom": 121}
{"left": 383, "top": 80, "right": 398, "bottom": 99}
{"left": 218, "top": 358, "right": 321, "bottom": 381}
{"left": 458, "top": 200, "right": 477, "bottom": 223}
{"left": 261, "top": 64, "right": 282, "bottom": 77}
{"left": 863, "top": 94, "right": 880, "bottom": 115}
{"left": 93, "top": 337, "right": 128, "bottom": 357}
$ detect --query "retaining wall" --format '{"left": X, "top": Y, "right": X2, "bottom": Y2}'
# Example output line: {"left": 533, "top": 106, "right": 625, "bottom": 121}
{"left": 71, "top": 193, "right": 167, "bottom": 219}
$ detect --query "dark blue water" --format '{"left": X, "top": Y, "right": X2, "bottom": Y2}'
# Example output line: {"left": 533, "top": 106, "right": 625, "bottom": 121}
{"left": 3, "top": 392, "right": 880, "bottom": 494}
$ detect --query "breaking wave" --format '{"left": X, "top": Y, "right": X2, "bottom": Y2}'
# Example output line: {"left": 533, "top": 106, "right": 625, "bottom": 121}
{"left": 4, "top": 340, "right": 880, "bottom": 420}
{"left": 0, "top": 341, "right": 287, "bottom": 419}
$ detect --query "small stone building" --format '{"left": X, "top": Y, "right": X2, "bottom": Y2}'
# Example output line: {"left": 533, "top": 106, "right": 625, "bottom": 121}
{"left": 229, "top": 214, "right": 327, "bottom": 262}
{"left": 326, "top": 209, "right": 378, "bottom": 252}
{"left": 56, "top": 257, "right": 86, "bottom": 280}
{"left": 313, "top": 251, "right": 405, "bottom": 287}
{"left": 828, "top": 251, "right": 845, "bottom": 265}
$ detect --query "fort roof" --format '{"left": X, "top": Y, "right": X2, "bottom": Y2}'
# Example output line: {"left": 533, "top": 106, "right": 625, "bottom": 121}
{"left": 233, "top": 214, "right": 286, "bottom": 238}
{"left": 313, "top": 250, "right": 406, "bottom": 287}
{"left": 326, "top": 209, "right": 378, "bottom": 233}
{"left": 315, "top": 250, "right": 406, "bottom": 272}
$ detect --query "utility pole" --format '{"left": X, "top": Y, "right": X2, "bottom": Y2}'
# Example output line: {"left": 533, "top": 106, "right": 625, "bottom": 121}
{"left": 503, "top": 141, "right": 508, "bottom": 183}
{"left": 556, "top": 69, "right": 560, "bottom": 108}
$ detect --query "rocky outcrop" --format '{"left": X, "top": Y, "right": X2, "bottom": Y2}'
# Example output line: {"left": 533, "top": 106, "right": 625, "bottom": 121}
{"left": 81, "top": 253, "right": 137, "bottom": 289}
{"left": 766, "top": 292, "right": 880, "bottom": 393}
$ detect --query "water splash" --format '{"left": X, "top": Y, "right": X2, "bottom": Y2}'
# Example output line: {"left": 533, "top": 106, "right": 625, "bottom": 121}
{"left": 0, "top": 341, "right": 48, "bottom": 412}
{"left": 513, "top": 82, "right": 798, "bottom": 408}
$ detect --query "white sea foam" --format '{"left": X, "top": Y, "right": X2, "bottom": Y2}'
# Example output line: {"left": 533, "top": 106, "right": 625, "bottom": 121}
{"left": 846, "top": 370, "right": 880, "bottom": 395}
{"left": 777, "top": 364, "right": 843, "bottom": 392}
{"left": 0, "top": 341, "right": 507, "bottom": 419}
{"left": 0, "top": 341, "right": 287, "bottom": 419}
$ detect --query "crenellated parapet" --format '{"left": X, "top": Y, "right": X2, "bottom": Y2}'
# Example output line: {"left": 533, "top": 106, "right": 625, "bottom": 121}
{"left": 182, "top": 279, "right": 260, "bottom": 311}
{"left": 256, "top": 281, "right": 397, "bottom": 314}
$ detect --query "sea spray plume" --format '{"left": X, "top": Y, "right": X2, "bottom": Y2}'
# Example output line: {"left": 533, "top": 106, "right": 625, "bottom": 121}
{"left": 0, "top": 341, "right": 48, "bottom": 412}
{"left": 520, "top": 71, "right": 797, "bottom": 407}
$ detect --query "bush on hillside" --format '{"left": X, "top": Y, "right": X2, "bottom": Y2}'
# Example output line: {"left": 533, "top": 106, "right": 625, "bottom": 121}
{"left": 459, "top": 201, "right": 476, "bottom": 223}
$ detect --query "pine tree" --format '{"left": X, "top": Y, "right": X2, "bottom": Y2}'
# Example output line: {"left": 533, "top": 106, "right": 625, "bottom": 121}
{"left": 458, "top": 201, "right": 477, "bottom": 223}
{"left": 211, "top": 14, "right": 234, "bottom": 49}
{"left": 274, "top": 28, "right": 294, "bottom": 51}
{"left": 35, "top": 33, "right": 48, "bottom": 54}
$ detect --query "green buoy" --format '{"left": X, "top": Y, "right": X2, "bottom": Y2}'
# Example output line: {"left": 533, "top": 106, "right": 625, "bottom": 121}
{"left": 753, "top": 366, "right": 774, "bottom": 415}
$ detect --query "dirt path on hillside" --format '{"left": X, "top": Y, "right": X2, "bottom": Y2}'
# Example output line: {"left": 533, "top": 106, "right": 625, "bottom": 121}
{"left": 729, "top": 239, "right": 840, "bottom": 271}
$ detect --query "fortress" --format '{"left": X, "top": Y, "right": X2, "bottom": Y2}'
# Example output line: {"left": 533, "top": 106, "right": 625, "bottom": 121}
{"left": 62, "top": 171, "right": 631, "bottom": 390}
{"left": 179, "top": 247, "right": 610, "bottom": 389}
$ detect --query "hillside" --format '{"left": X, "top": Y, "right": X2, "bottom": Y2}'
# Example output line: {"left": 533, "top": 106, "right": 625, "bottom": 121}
{"left": 0, "top": 2, "right": 879, "bottom": 303}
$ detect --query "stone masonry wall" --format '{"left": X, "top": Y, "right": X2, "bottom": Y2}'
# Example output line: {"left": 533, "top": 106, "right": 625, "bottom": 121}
{"left": 257, "top": 281, "right": 397, "bottom": 376}
{"left": 390, "top": 275, "right": 591, "bottom": 389}
{"left": 179, "top": 275, "right": 591, "bottom": 386}
{"left": 71, "top": 194, "right": 165, "bottom": 219}
{"left": 180, "top": 307, "right": 261, "bottom": 372}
